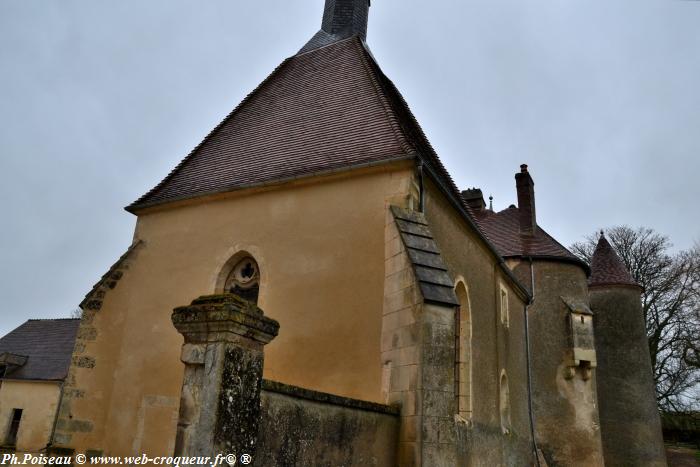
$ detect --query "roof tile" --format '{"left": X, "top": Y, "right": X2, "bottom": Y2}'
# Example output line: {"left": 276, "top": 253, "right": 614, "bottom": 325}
{"left": 589, "top": 235, "right": 639, "bottom": 288}
{"left": 128, "top": 38, "right": 412, "bottom": 212}
{"left": 0, "top": 319, "right": 80, "bottom": 381}
{"left": 473, "top": 206, "right": 587, "bottom": 269}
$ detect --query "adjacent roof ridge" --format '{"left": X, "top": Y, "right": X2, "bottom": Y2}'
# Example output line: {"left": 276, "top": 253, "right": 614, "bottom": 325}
{"left": 27, "top": 318, "right": 80, "bottom": 322}
{"left": 358, "top": 42, "right": 457, "bottom": 189}
{"left": 536, "top": 225, "right": 587, "bottom": 266}
{"left": 473, "top": 206, "right": 589, "bottom": 272}
{"left": 355, "top": 40, "right": 414, "bottom": 155}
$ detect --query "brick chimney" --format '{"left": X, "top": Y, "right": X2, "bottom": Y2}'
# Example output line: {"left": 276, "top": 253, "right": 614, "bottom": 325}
{"left": 515, "top": 164, "right": 536, "bottom": 235}
{"left": 321, "top": 0, "right": 371, "bottom": 41}
{"left": 461, "top": 188, "right": 486, "bottom": 212}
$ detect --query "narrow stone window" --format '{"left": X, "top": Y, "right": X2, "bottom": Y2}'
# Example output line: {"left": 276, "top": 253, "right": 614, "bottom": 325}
{"left": 499, "top": 371, "right": 511, "bottom": 434}
{"left": 5, "top": 408, "right": 22, "bottom": 446}
{"left": 499, "top": 284, "right": 509, "bottom": 328}
{"left": 224, "top": 256, "right": 260, "bottom": 304}
{"left": 455, "top": 281, "right": 472, "bottom": 422}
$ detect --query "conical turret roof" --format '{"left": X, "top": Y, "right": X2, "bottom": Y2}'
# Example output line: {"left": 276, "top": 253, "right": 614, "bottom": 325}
{"left": 589, "top": 234, "right": 639, "bottom": 288}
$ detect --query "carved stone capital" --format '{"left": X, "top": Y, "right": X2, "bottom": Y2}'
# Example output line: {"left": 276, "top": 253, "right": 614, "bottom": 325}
{"left": 172, "top": 294, "right": 279, "bottom": 346}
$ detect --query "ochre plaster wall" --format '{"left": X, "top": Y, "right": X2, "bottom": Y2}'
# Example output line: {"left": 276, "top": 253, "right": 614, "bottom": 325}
{"left": 421, "top": 180, "right": 533, "bottom": 465}
{"left": 0, "top": 380, "right": 61, "bottom": 452}
{"left": 57, "top": 163, "right": 414, "bottom": 456}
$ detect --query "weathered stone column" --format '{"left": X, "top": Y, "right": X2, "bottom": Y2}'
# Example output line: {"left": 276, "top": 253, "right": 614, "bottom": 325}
{"left": 171, "top": 294, "right": 279, "bottom": 458}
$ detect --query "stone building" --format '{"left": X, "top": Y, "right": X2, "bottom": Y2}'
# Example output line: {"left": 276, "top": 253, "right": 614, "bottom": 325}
{"left": 37, "top": 0, "right": 666, "bottom": 465}
{"left": 0, "top": 319, "right": 79, "bottom": 452}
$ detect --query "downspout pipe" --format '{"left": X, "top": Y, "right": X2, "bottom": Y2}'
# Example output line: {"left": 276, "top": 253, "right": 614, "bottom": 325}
{"left": 524, "top": 257, "right": 541, "bottom": 466}
{"left": 417, "top": 161, "right": 425, "bottom": 213}
{"left": 47, "top": 379, "right": 66, "bottom": 449}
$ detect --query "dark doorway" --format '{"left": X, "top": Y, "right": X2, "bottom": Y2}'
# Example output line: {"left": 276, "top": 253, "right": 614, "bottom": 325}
{"left": 6, "top": 408, "right": 22, "bottom": 446}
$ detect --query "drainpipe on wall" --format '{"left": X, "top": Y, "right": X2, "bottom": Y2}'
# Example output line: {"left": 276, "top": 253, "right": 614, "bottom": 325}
{"left": 524, "top": 257, "right": 541, "bottom": 466}
{"left": 416, "top": 161, "right": 425, "bottom": 213}
{"left": 47, "top": 380, "right": 65, "bottom": 449}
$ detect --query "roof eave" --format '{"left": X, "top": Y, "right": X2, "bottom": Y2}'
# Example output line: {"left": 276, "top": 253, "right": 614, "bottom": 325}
{"left": 503, "top": 253, "right": 591, "bottom": 276}
{"left": 0, "top": 377, "right": 65, "bottom": 384}
{"left": 588, "top": 281, "right": 643, "bottom": 291}
{"left": 125, "top": 155, "right": 416, "bottom": 215}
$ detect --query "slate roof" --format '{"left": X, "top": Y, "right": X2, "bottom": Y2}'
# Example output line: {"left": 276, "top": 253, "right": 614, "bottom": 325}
{"left": 0, "top": 319, "right": 80, "bottom": 381}
{"left": 391, "top": 206, "right": 459, "bottom": 307}
{"left": 473, "top": 206, "right": 588, "bottom": 270}
{"left": 126, "top": 37, "right": 457, "bottom": 213}
{"left": 589, "top": 234, "right": 639, "bottom": 288}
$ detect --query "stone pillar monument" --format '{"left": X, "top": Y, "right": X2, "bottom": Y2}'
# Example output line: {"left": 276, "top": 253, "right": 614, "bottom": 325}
{"left": 171, "top": 294, "right": 279, "bottom": 458}
{"left": 589, "top": 234, "right": 667, "bottom": 466}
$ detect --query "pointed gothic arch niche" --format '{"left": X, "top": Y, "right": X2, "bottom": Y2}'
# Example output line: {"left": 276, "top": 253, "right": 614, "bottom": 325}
{"left": 215, "top": 251, "right": 261, "bottom": 304}
{"left": 454, "top": 280, "right": 473, "bottom": 422}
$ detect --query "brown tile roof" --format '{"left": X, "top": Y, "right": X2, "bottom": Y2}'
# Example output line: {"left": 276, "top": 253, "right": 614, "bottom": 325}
{"left": 124, "top": 33, "right": 533, "bottom": 298}
{"left": 589, "top": 234, "right": 639, "bottom": 288}
{"left": 127, "top": 36, "right": 463, "bottom": 214}
{"left": 0, "top": 319, "right": 80, "bottom": 381}
{"left": 128, "top": 38, "right": 426, "bottom": 212}
{"left": 473, "top": 206, "right": 588, "bottom": 270}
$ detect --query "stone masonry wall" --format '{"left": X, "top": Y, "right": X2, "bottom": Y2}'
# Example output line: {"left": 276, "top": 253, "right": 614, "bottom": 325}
{"left": 52, "top": 242, "right": 143, "bottom": 450}
{"left": 591, "top": 285, "right": 666, "bottom": 466}
{"left": 382, "top": 209, "right": 423, "bottom": 465}
{"left": 256, "top": 381, "right": 400, "bottom": 466}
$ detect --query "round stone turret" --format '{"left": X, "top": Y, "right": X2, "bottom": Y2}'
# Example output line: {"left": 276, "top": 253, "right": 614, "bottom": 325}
{"left": 589, "top": 234, "right": 667, "bottom": 466}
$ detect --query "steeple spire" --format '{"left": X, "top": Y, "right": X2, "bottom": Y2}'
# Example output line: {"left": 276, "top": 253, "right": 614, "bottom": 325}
{"left": 299, "top": 0, "right": 371, "bottom": 54}
{"left": 322, "top": 0, "right": 370, "bottom": 40}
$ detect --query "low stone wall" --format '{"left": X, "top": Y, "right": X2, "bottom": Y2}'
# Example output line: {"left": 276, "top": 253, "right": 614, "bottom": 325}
{"left": 256, "top": 380, "right": 400, "bottom": 466}
{"left": 662, "top": 412, "right": 700, "bottom": 448}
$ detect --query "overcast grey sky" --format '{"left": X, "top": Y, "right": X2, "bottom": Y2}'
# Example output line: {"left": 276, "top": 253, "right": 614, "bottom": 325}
{"left": 1, "top": 0, "right": 699, "bottom": 335}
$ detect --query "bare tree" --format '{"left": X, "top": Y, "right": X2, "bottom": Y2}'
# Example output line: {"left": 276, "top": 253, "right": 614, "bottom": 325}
{"left": 571, "top": 227, "right": 700, "bottom": 410}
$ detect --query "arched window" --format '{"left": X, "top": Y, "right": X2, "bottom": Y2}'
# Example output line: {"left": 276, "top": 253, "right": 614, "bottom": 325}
{"left": 223, "top": 255, "right": 260, "bottom": 304}
{"left": 499, "top": 283, "right": 509, "bottom": 328}
{"left": 499, "top": 370, "right": 511, "bottom": 434}
{"left": 455, "top": 281, "right": 472, "bottom": 421}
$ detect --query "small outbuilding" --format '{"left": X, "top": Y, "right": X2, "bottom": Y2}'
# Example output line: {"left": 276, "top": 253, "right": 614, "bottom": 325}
{"left": 0, "top": 319, "right": 79, "bottom": 452}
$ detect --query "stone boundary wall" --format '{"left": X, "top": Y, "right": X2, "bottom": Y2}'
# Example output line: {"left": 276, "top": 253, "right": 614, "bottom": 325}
{"left": 256, "top": 380, "right": 400, "bottom": 466}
